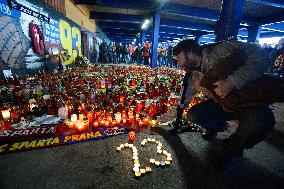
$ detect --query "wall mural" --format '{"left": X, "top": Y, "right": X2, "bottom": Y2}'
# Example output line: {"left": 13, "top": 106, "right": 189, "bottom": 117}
{"left": 0, "top": 0, "right": 83, "bottom": 75}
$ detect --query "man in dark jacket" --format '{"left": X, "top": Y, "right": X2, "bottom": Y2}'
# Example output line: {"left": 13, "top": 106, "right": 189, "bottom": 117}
{"left": 171, "top": 39, "right": 276, "bottom": 170}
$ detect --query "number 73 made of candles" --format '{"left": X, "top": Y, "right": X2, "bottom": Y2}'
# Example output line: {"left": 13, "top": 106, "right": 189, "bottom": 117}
{"left": 116, "top": 138, "right": 173, "bottom": 177}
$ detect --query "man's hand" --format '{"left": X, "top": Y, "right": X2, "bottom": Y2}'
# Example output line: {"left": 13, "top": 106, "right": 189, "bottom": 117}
{"left": 213, "top": 79, "right": 234, "bottom": 98}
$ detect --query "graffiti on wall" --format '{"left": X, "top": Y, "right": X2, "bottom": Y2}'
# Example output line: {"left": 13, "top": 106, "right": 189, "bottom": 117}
{"left": 0, "top": 0, "right": 82, "bottom": 74}
{"left": 59, "top": 19, "right": 82, "bottom": 58}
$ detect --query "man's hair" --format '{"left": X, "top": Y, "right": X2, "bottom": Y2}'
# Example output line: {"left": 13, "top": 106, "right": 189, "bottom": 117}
{"left": 173, "top": 39, "right": 202, "bottom": 56}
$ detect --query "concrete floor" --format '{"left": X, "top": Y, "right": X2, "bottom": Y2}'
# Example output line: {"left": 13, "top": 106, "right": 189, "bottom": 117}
{"left": 0, "top": 103, "right": 284, "bottom": 189}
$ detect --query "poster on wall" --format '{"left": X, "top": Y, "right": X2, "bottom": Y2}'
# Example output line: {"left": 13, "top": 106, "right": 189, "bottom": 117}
{"left": 0, "top": 0, "right": 82, "bottom": 74}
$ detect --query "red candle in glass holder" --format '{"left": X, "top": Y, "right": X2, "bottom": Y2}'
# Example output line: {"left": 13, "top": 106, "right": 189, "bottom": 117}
{"left": 129, "top": 115, "right": 134, "bottom": 123}
{"left": 112, "top": 120, "right": 117, "bottom": 126}
{"left": 77, "top": 123, "right": 84, "bottom": 131}
{"left": 169, "top": 97, "right": 176, "bottom": 105}
{"left": 119, "top": 95, "right": 124, "bottom": 103}
{"left": 143, "top": 117, "right": 149, "bottom": 126}
{"left": 105, "top": 121, "right": 110, "bottom": 127}
{"left": 1, "top": 121, "right": 12, "bottom": 130}
{"left": 106, "top": 112, "right": 112, "bottom": 122}
{"left": 128, "top": 131, "right": 136, "bottom": 142}
{"left": 122, "top": 110, "right": 127, "bottom": 119}
{"left": 93, "top": 121, "right": 99, "bottom": 128}
{"left": 138, "top": 120, "right": 144, "bottom": 127}
{"left": 128, "top": 110, "right": 133, "bottom": 117}
{"left": 79, "top": 114, "right": 85, "bottom": 121}
{"left": 135, "top": 101, "right": 142, "bottom": 114}
{"left": 87, "top": 112, "right": 93, "bottom": 122}
{"left": 84, "top": 121, "right": 90, "bottom": 129}
{"left": 122, "top": 118, "right": 127, "bottom": 124}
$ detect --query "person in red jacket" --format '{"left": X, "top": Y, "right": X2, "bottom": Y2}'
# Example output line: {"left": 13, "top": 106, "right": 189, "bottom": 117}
{"left": 142, "top": 41, "right": 150, "bottom": 66}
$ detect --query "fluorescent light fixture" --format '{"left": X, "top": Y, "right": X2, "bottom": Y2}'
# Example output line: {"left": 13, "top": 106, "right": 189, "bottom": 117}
{"left": 142, "top": 19, "right": 150, "bottom": 29}
{"left": 240, "top": 23, "right": 249, "bottom": 26}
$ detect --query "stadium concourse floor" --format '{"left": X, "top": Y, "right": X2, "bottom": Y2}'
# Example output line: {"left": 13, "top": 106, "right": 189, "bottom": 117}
{"left": 0, "top": 103, "right": 283, "bottom": 189}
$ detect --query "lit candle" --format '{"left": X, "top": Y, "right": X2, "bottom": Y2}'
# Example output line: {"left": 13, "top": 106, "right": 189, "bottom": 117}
{"left": 67, "top": 121, "right": 74, "bottom": 129}
{"left": 135, "top": 101, "right": 142, "bottom": 114}
{"left": 129, "top": 115, "right": 134, "bottom": 123}
{"left": 145, "top": 167, "right": 152, "bottom": 173}
{"left": 119, "top": 95, "right": 124, "bottom": 103}
{"left": 150, "top": 120, "right": 157, "bottom": 127}
{"left": 84, "top": 121, "right": 89, "bottom": 128}
{"left": 138, "top": 120, "right": 143, "bottom": 127}
{"left": 143, "top": 117, "right": 149, "bottom": 126}
{"left": 128, "top": 131, "right": 136, "bottom": 141}
{"left": 87, "top": 112, "right": 93, "bottom": 122}
{"left": 105, "top": 121, "right": 110, "bottom": 127}
{"left": 115, "top": 112, "right": 122, "bottom": 123}
{"left": 93, "top": 121, "right": 99, "bottom": 128}
{"left": 1, "top": 109, "right": 10, "bottom": 120}
{"left": 135, "top": 114, "right": 139, "bottom": 121}
{"left": 122, "top": 119, "right": 127, "bottom": 124}
{"left": 79, "top": 114, "right": 84, "bottom": 121}
{"left": 122, "top": 110, "right": 127, "bottom": 118}
{"left": 128, "top": 110, "right": 133, "bottom": 117}
{"left": 71, "top": 114, "right": 77, "bottom": 124}
{"left": 140, "top": 168, "right": 146, "bottom": 174}
{"left": 77, "top": 122, "right": 84, "bottom": 131}
{"left": 133, "top": 167, "right": 139, "bottom": 172}
{"left": 112, "top": 120, "right": 117, "bottom": 126}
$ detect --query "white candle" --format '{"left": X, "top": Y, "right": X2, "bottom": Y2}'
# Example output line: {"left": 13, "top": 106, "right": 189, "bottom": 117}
{"left": 134, "top": 163, "right": 140, "bottom": 167}
{"left": 1, "top": 110, "right": 10, "bottom": 120}
{"left": 133, "top": 167, "right": 139, "bottom": 172}
{"left": 115, "top": 112, "right": 122, "bottom": 123}
{"left": 140, "top": 168, "right": 146, "bottom": 174}
{"left": 71, "top": 114, "right": 78, "bottom": 124}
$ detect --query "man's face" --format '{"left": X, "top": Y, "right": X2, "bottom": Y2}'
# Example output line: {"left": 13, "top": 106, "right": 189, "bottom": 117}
{"left": 174, "top": 51, "right": 201, "bottom": 71}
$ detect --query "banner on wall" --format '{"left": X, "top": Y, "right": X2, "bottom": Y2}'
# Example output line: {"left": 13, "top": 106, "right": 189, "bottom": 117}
{"left": 9, "top": 0, "right": 50, "bottom": 22}
{"left": 0, "top": 127, "right": 127, "bottom": 154}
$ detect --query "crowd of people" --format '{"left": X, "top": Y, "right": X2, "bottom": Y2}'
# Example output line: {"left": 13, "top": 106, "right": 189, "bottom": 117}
{"left": 94, "top": 39, "right": 176, "bottom": 67}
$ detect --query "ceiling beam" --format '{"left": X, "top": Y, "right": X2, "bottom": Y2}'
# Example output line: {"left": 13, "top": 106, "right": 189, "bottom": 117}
{"left": 262, "top": 22, "right": 284, "bottom": 32}
{"left": 90, "top": 11, "right": 143, "bottom": 23}
{"left": 97, "top": 21, "right": 140, "bottom": 30}
{"left": 260, "top": 31, "right": 284, "bottom": 38}
{"left": 247, "top": 0, "right": 284, "bottom": 8}
{"left": 103, "top": 28, "right": 140, "bottom": 34}
{"left": 74, "top": 0, "right": 153, "bottom": 9}
{"left": 160, "top": 19, "right": 215, "bottom": 32}
{"left": 105, "top": 32, "right": 137, "bottom": 37}
{"left": 162, "top": 2, "right": 219, "bottom": 21}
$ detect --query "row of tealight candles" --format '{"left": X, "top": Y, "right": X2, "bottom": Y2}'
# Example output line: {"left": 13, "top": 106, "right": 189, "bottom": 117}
{"left": 65, "top": 111, "right": 158, "bottom": 131}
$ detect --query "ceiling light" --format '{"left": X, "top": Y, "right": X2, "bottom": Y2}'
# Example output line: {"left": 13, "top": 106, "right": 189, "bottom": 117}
{"left": 142, "top": 19, "right": 150, "bottom": 29}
